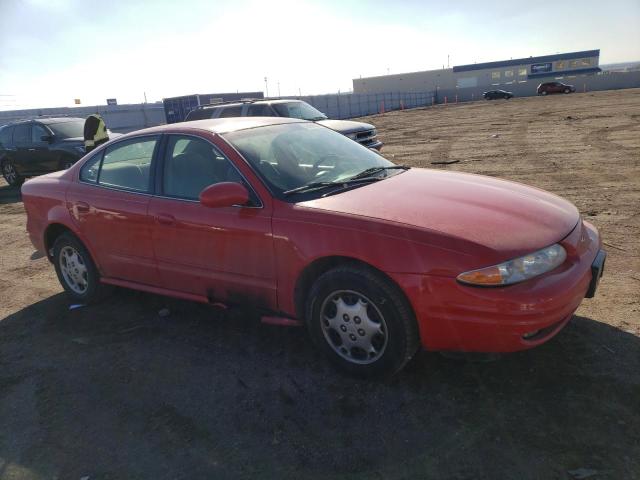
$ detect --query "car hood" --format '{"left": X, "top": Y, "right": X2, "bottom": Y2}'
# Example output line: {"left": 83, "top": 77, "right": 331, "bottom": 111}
{"left": 316, "top": 119, "right": 375, "bottom": 134}
{"left": 297, "top": 168, "right": 579, "bottom": 256}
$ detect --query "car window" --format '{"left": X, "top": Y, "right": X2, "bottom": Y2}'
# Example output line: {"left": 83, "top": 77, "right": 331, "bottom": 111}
{"left": 272, "top": 102, "right": 327, "bottom": 121}
{"left": 13, "top": 124, "right": 31, "bottom": 144}
{"left": 32, "top": 124, "right": 49, "bottom": 143}
{"left": 247, "top": 104, "right": 273, "bottom": 116}
{"left": 48, "top": 120, "right": 84, "bottom": 139}
{"left": 162, "top": 135, "right": 243, "bottom": 200}
{"left": 98, "top": 136, "right": 159, "bottom": 192}
{"left": 79, "top": 151, "right": 103, "bottom": 184}
{"left": 0, "top": 125, "right": 14, "bottom": 147}
{"left": 219, "top": 106, "right": 243, "bottom": 118}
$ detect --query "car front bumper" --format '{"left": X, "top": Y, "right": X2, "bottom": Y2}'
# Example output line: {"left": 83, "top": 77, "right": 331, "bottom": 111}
{"left": 390, "top": 221, "right": 604, "bottom": 353}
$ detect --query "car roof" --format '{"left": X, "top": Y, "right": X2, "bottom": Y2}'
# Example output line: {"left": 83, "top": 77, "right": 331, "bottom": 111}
{"left": 4, "top": 117, "right": 85, "bottom": 126}
{"left": 199, "top": 98, "right": 302, "bottom": 110}
{"left": 121, "top": 117, "right": 308, "bottom": 138}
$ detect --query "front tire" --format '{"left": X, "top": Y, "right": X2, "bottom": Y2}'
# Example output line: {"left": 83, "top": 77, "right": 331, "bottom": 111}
{"left": 305, "top": 265, "right": 420, "bottom": 377}
{"left": 2, "top": 159, "right": 24, "bottom": 187}
{"left": 53, "top": 232, "right": 108, "bottom": 304}
{"left": 563, "top": 88, "right": 571, "bottom": 94}
{"left": 540, "top": 91, "right": 548, "bottom": 96}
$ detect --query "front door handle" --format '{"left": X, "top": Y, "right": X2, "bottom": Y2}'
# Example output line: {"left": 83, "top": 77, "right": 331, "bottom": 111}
{"left": 155, "top": 213, "right": 175, "bottom": 225}
{"left": 76, "top": 201, "right": 90, "bottom": 213}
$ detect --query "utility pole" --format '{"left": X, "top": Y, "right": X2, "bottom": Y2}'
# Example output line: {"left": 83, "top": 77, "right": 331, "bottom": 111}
{"left": 264, "top": 77, "right": 269, "bottom": 98}
{"left": 447, "top": 54, "right": 450, "bottom": 68}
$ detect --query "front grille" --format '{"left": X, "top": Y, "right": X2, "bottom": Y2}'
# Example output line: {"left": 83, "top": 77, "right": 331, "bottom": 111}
{"left": 355, "top": 129, "right": 377, "bottom": 146}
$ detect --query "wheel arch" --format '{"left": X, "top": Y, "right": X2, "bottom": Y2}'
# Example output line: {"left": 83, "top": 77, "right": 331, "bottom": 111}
{"left": 293, "top": 255, "right": 414, "bottom": 321}
{"left": 44, "top": 223, "right": 75, "bottom": 260}
{"left": 43, "top": 223, "right": 98, "bottom": 271}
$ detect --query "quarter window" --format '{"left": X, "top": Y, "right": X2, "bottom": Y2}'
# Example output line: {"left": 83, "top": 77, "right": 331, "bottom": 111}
{"left": 98, "top": 136, "right": 158, "bottom": 192}
{"left": 80, "top": 152, "right": 102, "bottom": 183}
{"left": 162, "top": 135, "right": 242, "bottom": 200}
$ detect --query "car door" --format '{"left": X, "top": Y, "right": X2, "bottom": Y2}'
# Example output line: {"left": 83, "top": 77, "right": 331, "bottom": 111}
{"left": 11, "top": 123, "right": 34, "bottom": 175}
{"left": 67, "top": 135, "right": 161, "bottom": 286}
{"left": 30, "top": 123, "right": 56, "bottom": 172}
{"left": 147, "top": 133, "right": 277, "bottom": 309}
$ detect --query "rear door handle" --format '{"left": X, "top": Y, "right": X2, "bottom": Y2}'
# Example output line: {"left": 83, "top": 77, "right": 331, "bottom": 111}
{"left": 155, "top": 213, "right": 175, "bottom": 225}
{"left": 76, "top": 201, "right": 90, "bottom": 213}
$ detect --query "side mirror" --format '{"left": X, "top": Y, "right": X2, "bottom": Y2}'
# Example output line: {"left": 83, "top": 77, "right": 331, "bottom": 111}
{"left": 41, "top": 135, "right": 53, "bottom": 143}
{"left": 199, "top": 182, "right": 250, "bottom": 208}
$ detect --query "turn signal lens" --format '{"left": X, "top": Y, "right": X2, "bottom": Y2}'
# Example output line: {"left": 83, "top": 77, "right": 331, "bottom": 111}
{"left": 457, "top": 244, "right": 567, "bottom": 287}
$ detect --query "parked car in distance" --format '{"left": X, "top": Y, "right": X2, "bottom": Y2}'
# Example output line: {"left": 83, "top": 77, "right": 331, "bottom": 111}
{"left": 537, "top": 82, "right": 576, "bottom": 95}
{"left": 1, "top": 117, "right": 87, "bottom": 186}
{"left": 483, "top": 90, "right": 513, "bottom": 100}
{"left": 185, "top": 98, "right": 383, "bottom": 150}
{"left": 22, "top": 117, "right": 606, "bottom": 377}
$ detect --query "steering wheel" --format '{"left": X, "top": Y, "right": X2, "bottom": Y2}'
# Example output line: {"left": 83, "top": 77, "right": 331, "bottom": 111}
{"left": 311, "top": 154, "right": 339, "bottom": 177}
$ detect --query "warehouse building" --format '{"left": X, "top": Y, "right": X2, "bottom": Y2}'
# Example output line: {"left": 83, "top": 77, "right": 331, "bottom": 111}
{"left": 353, "top": 49, "right": 601, "bottom": 94}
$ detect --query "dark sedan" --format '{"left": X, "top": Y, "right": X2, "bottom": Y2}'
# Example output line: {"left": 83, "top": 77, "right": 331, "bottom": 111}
{"left": 483, "top": 90, "right": 514, "bottom": 100}
{"left": 0, "top": 117, "right": 87, "bottom": 186}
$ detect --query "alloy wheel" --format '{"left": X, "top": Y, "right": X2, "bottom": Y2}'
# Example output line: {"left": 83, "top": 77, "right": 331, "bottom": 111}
{"left": 2, "top": 162, "right": 17, "bottom": 184}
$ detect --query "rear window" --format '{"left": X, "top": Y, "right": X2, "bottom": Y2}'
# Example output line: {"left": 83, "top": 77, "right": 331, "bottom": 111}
{"left": 0, "top": 125, "right": 14, "bottom": 146}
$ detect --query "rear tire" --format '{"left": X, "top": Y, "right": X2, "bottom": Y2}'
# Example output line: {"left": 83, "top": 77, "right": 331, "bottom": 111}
{"left": 52, "top": 232, "right": 109, "bottom": 304}
{"left": 2, "top": 159, "right": 24, "bottom": 187}
{"left": 305, "top": 265, "right": 420, "bottom": 377}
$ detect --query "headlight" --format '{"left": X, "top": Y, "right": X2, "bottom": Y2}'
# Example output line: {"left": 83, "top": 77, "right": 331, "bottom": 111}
{"left": 457, "top": 244, "right": 566, "bottom": 286}
{"left": 346, "top": 133, "right": 358, "bottom": 140}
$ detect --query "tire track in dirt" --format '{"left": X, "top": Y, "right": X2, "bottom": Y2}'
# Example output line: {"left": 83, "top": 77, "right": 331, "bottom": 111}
{"left": 582, "top": 122, "right": 640, "bottom": 153}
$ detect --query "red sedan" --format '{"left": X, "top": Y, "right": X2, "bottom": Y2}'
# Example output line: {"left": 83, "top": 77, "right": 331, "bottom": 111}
{"left": 21, "top": 117, "right": 606, "bottom": 376}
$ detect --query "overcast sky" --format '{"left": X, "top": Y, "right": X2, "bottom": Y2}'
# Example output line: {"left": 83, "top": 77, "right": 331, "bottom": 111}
{"left": 1, "top": 0, "right": 639, "bottom": 110}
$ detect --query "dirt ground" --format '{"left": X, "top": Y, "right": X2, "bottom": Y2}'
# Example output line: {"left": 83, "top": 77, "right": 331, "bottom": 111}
{"left": 1, "top": 89, "right": 639, "bottom": 480}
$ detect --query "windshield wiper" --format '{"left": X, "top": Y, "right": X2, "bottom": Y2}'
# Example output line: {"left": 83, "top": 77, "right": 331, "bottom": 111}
{"left": 347, "top": 165, "right": 410, "bottom": 181}
{"left": 283, "top": 177, "right": 381, "bottom": 196}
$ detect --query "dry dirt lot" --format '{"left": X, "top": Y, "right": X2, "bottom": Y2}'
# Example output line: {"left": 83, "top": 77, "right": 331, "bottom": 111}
{"left": 1, "top": 89, "right": 639, "bottom": 480}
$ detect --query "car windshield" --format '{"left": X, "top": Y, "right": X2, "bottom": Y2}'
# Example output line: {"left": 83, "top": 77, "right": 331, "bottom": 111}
{"left": 48, "top": 120, "right": 84, "bottom": 139}
{"left": 224, "top": 122, "right": 395, "bottom": 197}
{"left": 271, "top": 102, "right": 327, "bottom": 121}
